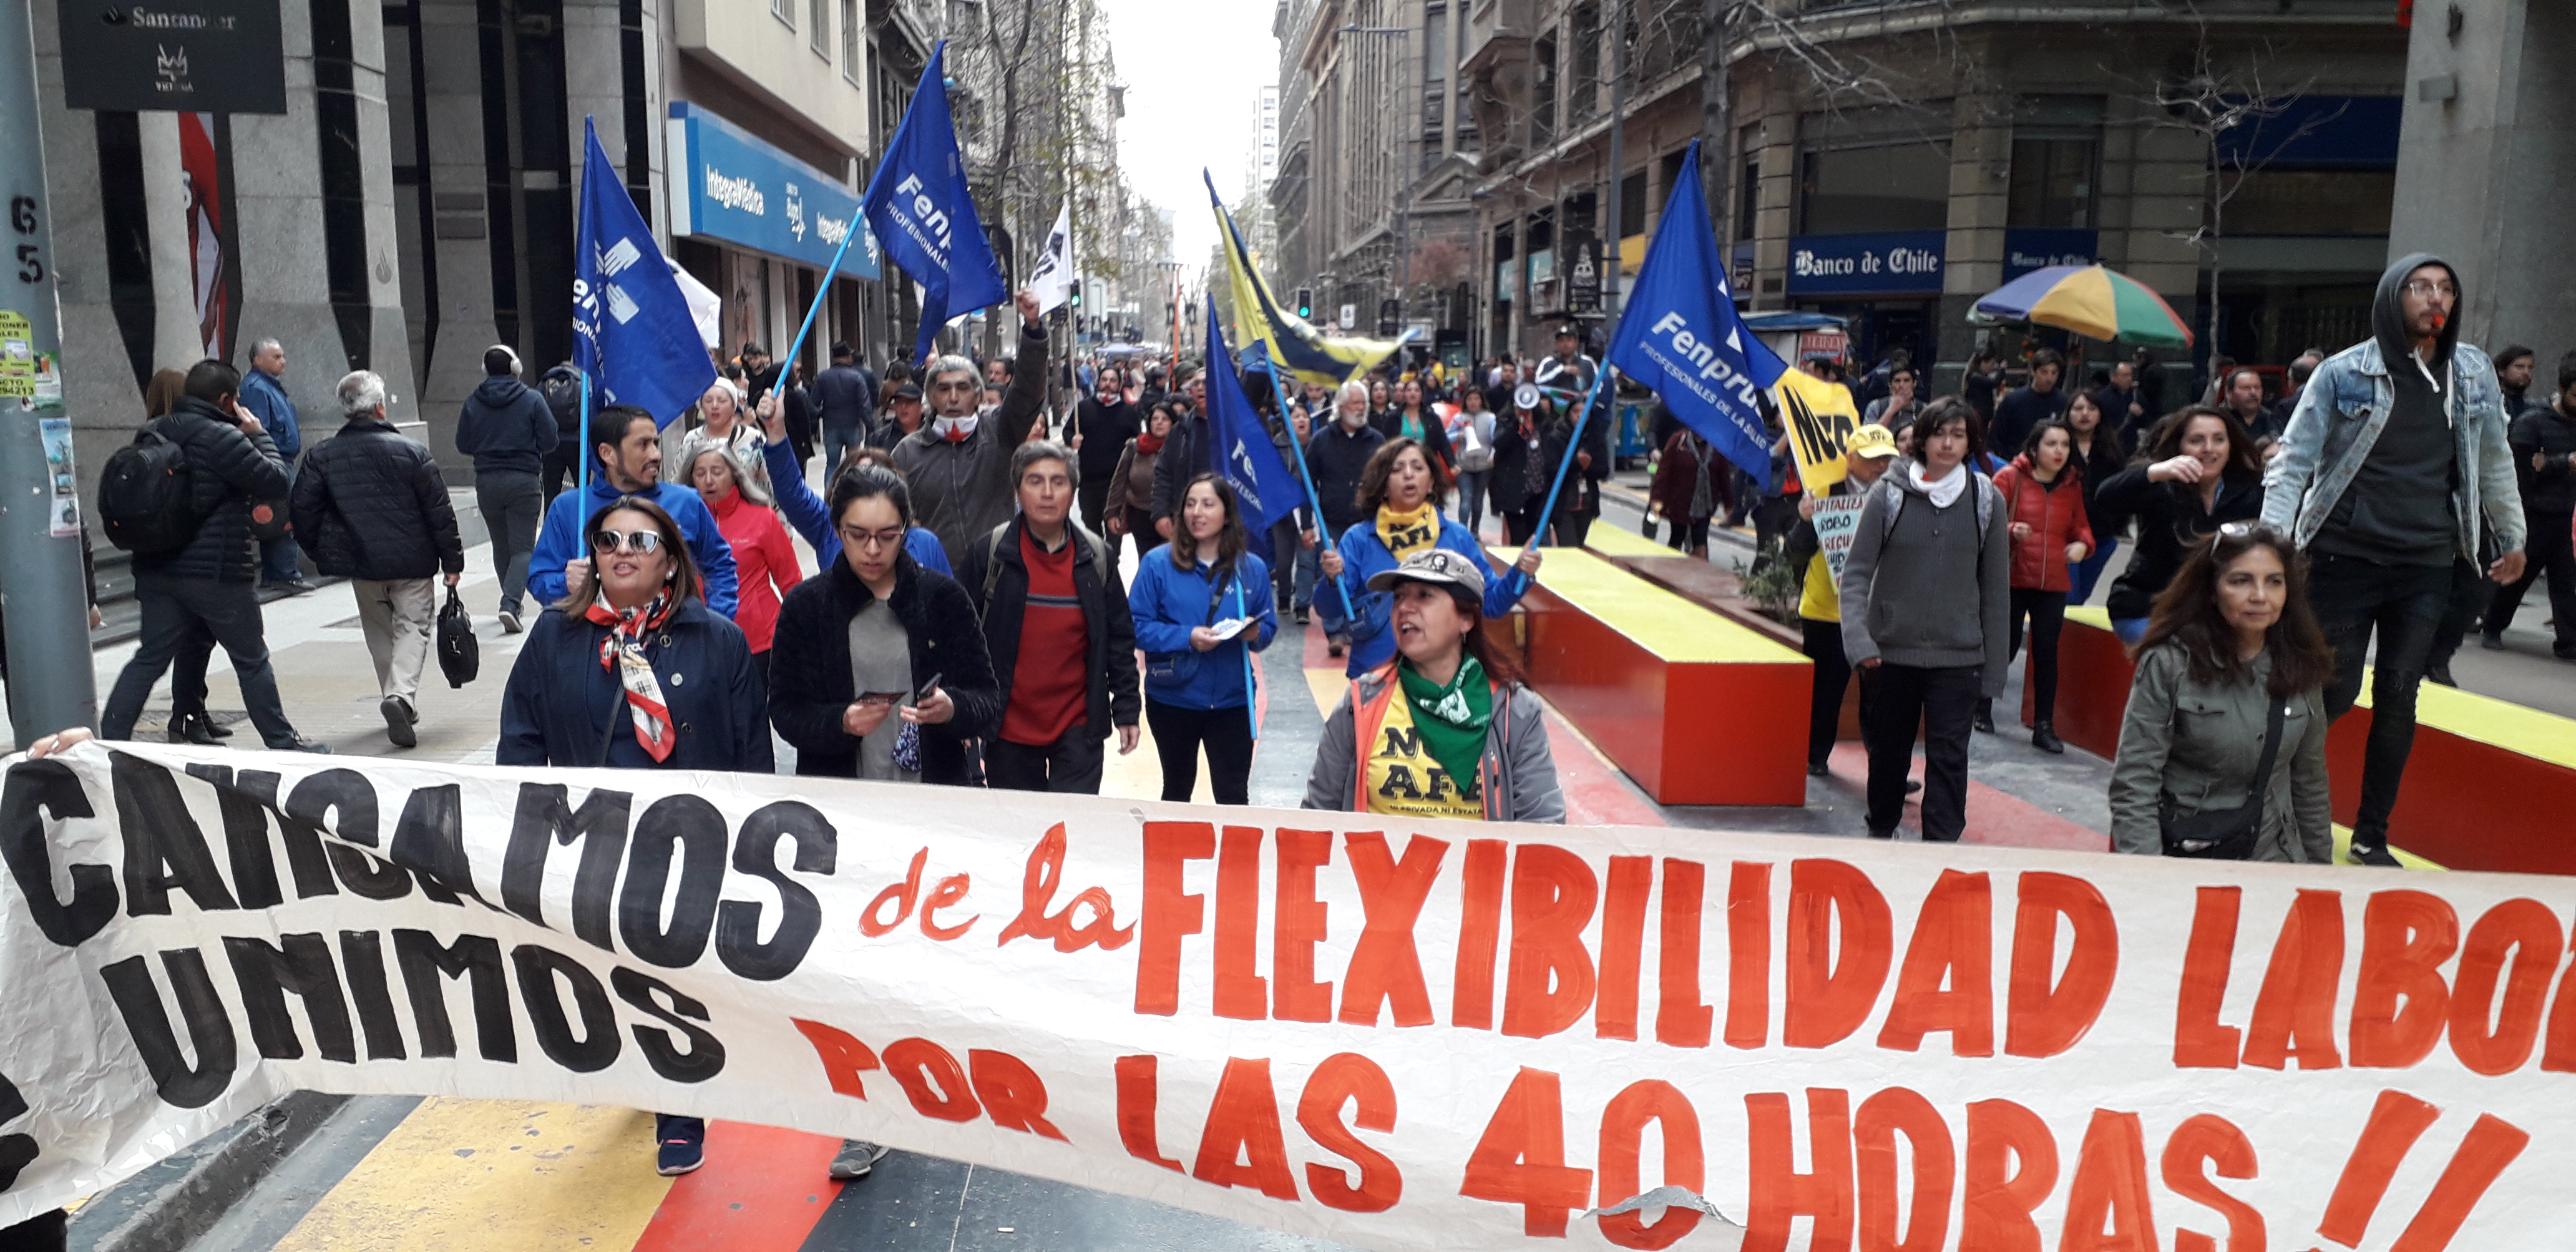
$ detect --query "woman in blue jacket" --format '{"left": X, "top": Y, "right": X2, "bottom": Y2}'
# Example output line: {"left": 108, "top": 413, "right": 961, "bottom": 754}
{"left": 495, "top": 493, "right": 769, "bottom": 1180}
{"left": 758, "top": 396, "right": 951, "bottom": 575}
{"left": 1129, "top": 473, "right": 1277, "bottom": 803}
{"left": 1317, "top": 438, "right": 1541, "bottom": 678}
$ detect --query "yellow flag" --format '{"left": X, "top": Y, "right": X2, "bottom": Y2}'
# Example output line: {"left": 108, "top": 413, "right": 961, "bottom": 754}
{"left": 1772, "top": 369, "right": 1858, "bottom": 491}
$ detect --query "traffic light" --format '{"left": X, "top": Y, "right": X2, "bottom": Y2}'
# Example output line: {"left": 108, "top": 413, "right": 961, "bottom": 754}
{"left": 1295, "top": 287, "right": 1313, "bottom": 320}
{"left": 1070, "top": 288, "right": 1082, "bottom": 308}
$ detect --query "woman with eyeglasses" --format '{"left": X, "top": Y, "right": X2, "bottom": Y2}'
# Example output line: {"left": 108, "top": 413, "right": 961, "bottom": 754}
{"left": 497, "top": 495, "right": 771, "bottom": 1181}
{"left": 2110, "top": 522, "right": 2334, "bottom": 863}
{"left": 753, "top": 395, "right": 952, "bottom": 577}
{"left": 680, "top": 435, "right": 801, "bottom": 691}
{"left": 2092, "top": 404, "right": 2267, "bottom": 645}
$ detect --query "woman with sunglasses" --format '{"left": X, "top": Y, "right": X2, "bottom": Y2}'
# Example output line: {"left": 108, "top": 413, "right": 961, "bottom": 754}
{"left": 2092, "top": 404, "right": 2266, "bottom": 645}
{"left": 497, "top": 495, "right": 771, "bottom": 1180}
{"left": 2110, "top": 522, "right": 2334, "bottom": 862}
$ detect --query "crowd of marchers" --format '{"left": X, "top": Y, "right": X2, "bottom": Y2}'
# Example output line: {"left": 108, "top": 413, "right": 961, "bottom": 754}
{"left": 31, "top": 253, "right": 2545, "bottom": 1184}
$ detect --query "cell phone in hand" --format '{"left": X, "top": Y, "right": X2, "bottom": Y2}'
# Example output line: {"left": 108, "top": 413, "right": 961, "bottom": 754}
{"left": 914, "top": 672, "right": 943, "bottom": 702}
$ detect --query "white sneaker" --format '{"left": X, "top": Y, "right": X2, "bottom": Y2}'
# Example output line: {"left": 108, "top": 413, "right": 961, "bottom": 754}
{"left": 498, "top": 609, "right": 524, "bottom": 635}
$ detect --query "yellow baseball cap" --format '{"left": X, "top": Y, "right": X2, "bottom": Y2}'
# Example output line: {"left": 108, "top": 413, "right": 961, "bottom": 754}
{"left": 1846, "top": 424, "right": 1898, "bottom": 459}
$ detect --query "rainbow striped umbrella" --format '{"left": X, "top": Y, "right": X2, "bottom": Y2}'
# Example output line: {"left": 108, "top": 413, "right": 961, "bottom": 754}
{"left": 1971, "top": 265, "right": 2194, "bottom": 348}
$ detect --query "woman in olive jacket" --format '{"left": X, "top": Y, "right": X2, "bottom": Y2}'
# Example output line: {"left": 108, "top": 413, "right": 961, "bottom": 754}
{"left": 2109, "top": 523, "right": 2334, "bottom": 862}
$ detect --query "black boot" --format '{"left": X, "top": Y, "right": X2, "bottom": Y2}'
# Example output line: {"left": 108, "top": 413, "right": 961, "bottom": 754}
{"left": 1973, "top": 700, "right": 1995, "bottom": 734}
{"left": 168, "top": 711, "right": 220, "bottom": 746}
{"left": 2031, "top": 720, "right": 2064, "bottom": 755}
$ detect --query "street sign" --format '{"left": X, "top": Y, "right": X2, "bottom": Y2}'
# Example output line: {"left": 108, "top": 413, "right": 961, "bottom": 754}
{"left": 1798, "top": 330, "right": 1849, "bottom": 362}
{"left": 1338, "top": 303, "right": 1356, "bottom": 330}
{"left": 1565, "top": 232, "right": 1603, "bottom": 313}
{"left": 56, "top": 0, "right": 287, "bottom": 114}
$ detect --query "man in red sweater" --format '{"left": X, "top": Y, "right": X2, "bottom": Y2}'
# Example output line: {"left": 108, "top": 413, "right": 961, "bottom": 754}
{"left": 955, "top": 440, "right": 1141, "bottom": 791}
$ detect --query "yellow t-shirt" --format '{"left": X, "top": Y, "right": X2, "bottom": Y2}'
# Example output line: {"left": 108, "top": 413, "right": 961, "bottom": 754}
{"left": 1799, "top": 550, "right": 1840, "bottom": 624}
{"left": 1364, "top": 692, "right": 1486, "bottom": 819}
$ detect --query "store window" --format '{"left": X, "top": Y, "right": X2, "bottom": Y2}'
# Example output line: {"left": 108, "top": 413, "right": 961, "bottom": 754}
{"left": 2008, "top": 97, "right": 2101, "bottom": 229}
{"left": 2227, "top": 169, "right": 2395, "bottom": 235}
{"left": 1797, "top": 104, "right": 1951, "bottom": 235}
{"left": 1533, "top": 36, "right": 1558, "bottom": 147}
{"left": 809, "top": 0, "right": 828, "bottom": 56}
{"left": 840, "top": 0, "right": 859, "bottom": 83}
{"left": 771, "top": 0, "right": 792, "bottom": 27}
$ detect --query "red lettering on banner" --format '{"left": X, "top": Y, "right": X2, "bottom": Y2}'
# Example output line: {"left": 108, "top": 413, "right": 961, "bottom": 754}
{"left": 2352, "top": 890, "right": 2458, "bottom": 1069}
{"left": 2449, "top": 898, "right": 2560, "bottom": 1075}
{"left": 1193, "top": 1057, "right": 1300, "bottom": 1201}
{"left": 2242, "top": 889, "right": 2344, "bottom": 1070}
{"left": 1854, "top": 1087, "right": 1951, "bottom": 1252}
{"left": 2006, "top": 871, "right": 2117, "bottom": 1059}
{"left": 1657, "top": 858, "right": 1713, "bottom": 1048}
{"left": 1214, "top": 826, "right": 1269, "bottom": 1020}
{"left": 1113, "top": 1054, "right": 1184, "bottom": 1172}
{"left": 1134, "top": 822, "right": 1213, "bottom": 1015}
{"left": 1876, "top": 869, "right": 1994, "bottom": 1057}
{"left": 1452, "top": 839, "right": 1508, "bottom": 1030}
{"left": 920, "top": 873, "right": 975, "bottom": 941}
{"left": 1725, "top": 861, "right": 1772, "bottom": 1049}
{"left": 2542, "top": 914, "right": 2576, "bottom": 1072}
{"left": 2159, "top": 1113, "right": 2261, "bottom": 1252}
{"left": 1297, "top": 1052, "right": 1402, "bottom": 1213}
{"left": 2061, "top": 1110, "right": 2157, "bottom": 1252}
{"left": 1338, "top": 832, "right": 1447, "bottom": 1029}
{"left": 967, "top": 1049, "right": 1066, "bottom": 1141}
{"left": 860, "top": 848, "right": 928, "bottom": 936}
{"left": 1743, "top": 1088, "right": 1853, "bottom": 1252}
{"left": 1596, "top": 856, "right": 1652, "bottom": 1040}
{"left": 882, "top": 1037, "right": 980, "bottom": 1122}
{"left": 999, "top": 823, "right": 1134, "bottom": 954}
{"left": 2317, "top": 1088, "right": 2441, "bottom": 1247}
{"left": 1503, "top": 843, "right": 1599, "bottom": 1039}
{"left": 1785, "top": 860, "right": 1892, "bottom": 1050}
{"left": 1597, "top": 1080, "right": 1703, "bottom": 1250}
{"left": 1963, "top": 1098, "right": 2057, "bottom": 1252}
{"left": 1272, "top": 829, "right": 1335, "bottom": 1022}
{"left": 2392, "top": 1112, "right": 2531, "bottom": 1251}
{"left": 792, "top": 1017, "right": 881, "bottom": 1098}
{"left": 2174, "top": 886, "right": 2245, "bottom": 1069}
{"left": 1460, "top": 1067, "right": 1594, "bottom": 1238}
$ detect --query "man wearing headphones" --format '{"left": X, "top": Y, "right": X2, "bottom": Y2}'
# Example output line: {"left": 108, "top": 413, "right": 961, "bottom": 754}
{"left": 455, "top": 343, "right": 559, "bottom": 633}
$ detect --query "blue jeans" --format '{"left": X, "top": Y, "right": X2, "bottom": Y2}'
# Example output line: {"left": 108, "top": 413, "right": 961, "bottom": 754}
{"left": 823, "top": 424, "right": 866, "bottom": 480}
{"left": 2068, "top": 535, "right": 2119, "bottom": 605}
{"left": 104, "top": 574, "right": 301, "bottom": 747}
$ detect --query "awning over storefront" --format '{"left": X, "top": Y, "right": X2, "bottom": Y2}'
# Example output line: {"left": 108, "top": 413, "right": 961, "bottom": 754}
{"left": 665, "top": 102, "right": 881, "bottom": 280}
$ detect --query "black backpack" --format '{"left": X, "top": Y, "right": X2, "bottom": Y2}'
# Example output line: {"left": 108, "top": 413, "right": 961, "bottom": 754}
{"left": 97, "top": 424, "right": 201, "bottom": 554}
{"left": 540, "top": 368, "right": 585, "bottom": 436}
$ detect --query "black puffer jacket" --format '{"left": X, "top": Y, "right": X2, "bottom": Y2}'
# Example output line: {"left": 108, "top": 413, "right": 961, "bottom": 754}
{"left": 291, "top": 416, "right": 466, "bottom": 581}
{"left": 768, "top": 552, "right": 1000, "bottom": 785}
{"left": 134, "top": 397, "right": 290, "bottom": 583}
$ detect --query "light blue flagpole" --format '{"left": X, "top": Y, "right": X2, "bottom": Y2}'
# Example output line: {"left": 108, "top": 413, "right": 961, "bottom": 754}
{"left": 577, "top": 375, "right": 592, "bottom": 496}
{"left": 1254, "top": 346, "right": 1352, "bottom": 622}
{"left": 1509, "top": 359, "right": 1616, "bottom": 600}
{"left": 777, "top": 218, "right": 866, "bottom": 399}
{"left": 1236, "top": 577, "right": 1257, "bottom": 741}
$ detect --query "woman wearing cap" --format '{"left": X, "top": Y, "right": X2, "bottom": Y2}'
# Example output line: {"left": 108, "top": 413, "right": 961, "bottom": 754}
{"left": 694, "top": 378, "right": 771, "bottom": 500}
{"left": 1782, "top": 424, "right": 1899, "bottom": 776}
{"left": 1129, "top": 474, "right": 1277, "bottom": 804}
{"left": 1303, "top": 549, "right": 1564, "bottom": 822}
{"left": 1318, "top": 438, "right": 1539, "bottom": 678}
{"left": 680, "top": 433, "right": 802, "bottom": 691}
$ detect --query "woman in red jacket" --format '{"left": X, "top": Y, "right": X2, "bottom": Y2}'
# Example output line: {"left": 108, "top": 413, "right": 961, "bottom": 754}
{"left": 1984, "top": 418, "right": 2094, "bottom": 753}
{"left": 683, "top": 435, "right": 803, "bottom": 690}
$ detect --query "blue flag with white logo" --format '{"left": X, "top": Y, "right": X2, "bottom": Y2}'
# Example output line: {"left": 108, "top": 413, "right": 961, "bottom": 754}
{"left": 864, "top": 41, "right": 1010, "bottom": 369}
{"left": 1206, "top": 301, "right": 1302, "bottom": 535}
{"left": 1604, "top": 139, "right": 1786, "bottom": 476}
{"left": 575, "top": 117, "right": 715, "bottom": 428}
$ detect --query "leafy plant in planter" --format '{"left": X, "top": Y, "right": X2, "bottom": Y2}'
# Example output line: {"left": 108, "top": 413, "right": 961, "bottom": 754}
{"left": 1737, "top": 540, "right": 1802, "bottom": 624}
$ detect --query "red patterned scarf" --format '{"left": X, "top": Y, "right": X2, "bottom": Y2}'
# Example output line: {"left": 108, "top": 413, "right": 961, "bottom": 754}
{"left": 585, "top": 592, "right": 680, "bottom": 763}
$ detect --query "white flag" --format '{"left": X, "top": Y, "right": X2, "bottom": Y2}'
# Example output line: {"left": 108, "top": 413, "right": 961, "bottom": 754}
{"left": 1029, "top": 199, "right": 1075, "bottom": 315}
{"left": 665, "top": 258, "right": 723, "bottom": 351}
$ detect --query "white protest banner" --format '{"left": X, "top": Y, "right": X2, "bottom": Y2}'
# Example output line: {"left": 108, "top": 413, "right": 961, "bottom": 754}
{"left": 1812, "top": 492, "right": 1870, "bottom": 582}
{"left": 6, "top": 740, "right": 2575, "bottom": 1250}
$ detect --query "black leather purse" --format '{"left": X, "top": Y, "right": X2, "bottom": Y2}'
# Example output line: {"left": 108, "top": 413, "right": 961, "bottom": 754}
{"left": 2160, "top": 697, "right": 2286, "bottom": 859}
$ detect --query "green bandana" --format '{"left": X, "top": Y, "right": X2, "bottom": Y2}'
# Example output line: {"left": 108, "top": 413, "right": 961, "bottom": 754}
{"left": 1397, "top": 655, "right": 1493, "bottom": 788}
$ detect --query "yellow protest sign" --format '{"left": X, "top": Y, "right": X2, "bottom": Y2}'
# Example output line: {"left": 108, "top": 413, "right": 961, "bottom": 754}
{"left": 1773, "top": 367, "right": 1858, "bottom": 491}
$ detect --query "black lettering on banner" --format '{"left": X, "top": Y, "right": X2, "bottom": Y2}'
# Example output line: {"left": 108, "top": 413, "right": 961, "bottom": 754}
{"left": 610, "top": 967, "right": 725, "bottom": 1083}
{"left": 718, "top": 800, "right": 835, "bottom": 982}
{"left": 620, "top": 795, "right": 724, "bottom": 969}
{"left": 389, "top": 785, "right": 487, "bottom": 907}
{"left": 111, "top": 751, "right": 238, "bottom": 915}
{"left": 0, "top": 759, "right": 114, "bottom": 946}
{"left": 0, "top": 1065, "right": 37, "bottom": 1193}
{"left": 393, "top": 929, "right": 515, "bottom": 1062}
{"left": 338, "top": 931, "right": 407, "bottom": 1060}
{"left": 232, "top": 769, "right": 336, "bottom": 900}
{"left": 511, "top": 944, "right": 620, "bottom": 1072}
{"left": 99, "top": 951, "right": 237, "bottom": 1108}
{"left": 285, "top": 770, "right": 409, "bottom": 901}
{"left": 222, "top": 932, "right": 357, "bottom": 1064}
{"left": 501, "top": 784, "right": 630, "bottom": 951}
{"left": 185, "top": 765, "right": 283, "bottom": 909}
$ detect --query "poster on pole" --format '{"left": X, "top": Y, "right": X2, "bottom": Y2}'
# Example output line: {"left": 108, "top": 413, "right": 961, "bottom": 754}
{"left": 6, "top": 741, "right": 2576, "bottom": 1250}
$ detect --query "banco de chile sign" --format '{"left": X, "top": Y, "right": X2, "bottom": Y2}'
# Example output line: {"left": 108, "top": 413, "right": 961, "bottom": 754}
{"left": 1787, "top": 230, "right": 1946, "bottom": 296}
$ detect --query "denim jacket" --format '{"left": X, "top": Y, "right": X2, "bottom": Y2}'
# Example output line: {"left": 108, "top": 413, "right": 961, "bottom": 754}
{"left": 2259, "top": 337, "right": 2525, "bottom": 560}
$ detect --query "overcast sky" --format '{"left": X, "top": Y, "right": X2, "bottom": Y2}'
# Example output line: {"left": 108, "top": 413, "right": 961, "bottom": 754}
{"left": 1102, "top": 0, "right": 1279, "bottom": 277}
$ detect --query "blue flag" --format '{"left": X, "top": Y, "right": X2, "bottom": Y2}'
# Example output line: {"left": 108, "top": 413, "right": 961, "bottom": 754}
{"left": 864, "top": 41, "right": 1010, "bottom": 368}
{"left": 1206, "top": 301, "right": 1302, "bottom": 534}
{"left": 575, "top": 117, "right": 714, "bottom": 428}
{"left": 1604, "top": 140, "right": 1785, "bottom": 476}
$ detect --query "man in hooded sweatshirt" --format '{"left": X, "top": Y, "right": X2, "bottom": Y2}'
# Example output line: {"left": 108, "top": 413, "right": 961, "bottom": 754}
{"left": 2261, "top": 254, "right": 2527, "bottom": 866}
{"left": 455, "top": 345, "right": 558, "bottom": 633}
